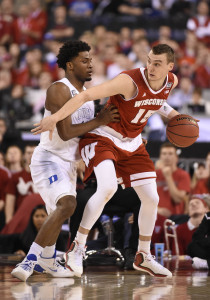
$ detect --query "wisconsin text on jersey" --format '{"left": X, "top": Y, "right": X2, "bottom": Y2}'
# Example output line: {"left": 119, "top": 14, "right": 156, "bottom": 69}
{"left": 134, "top": 99, "right": 166, "bottom": 107}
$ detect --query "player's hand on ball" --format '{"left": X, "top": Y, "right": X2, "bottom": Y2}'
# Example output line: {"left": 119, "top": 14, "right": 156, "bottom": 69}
{"left": 166, "top": 114, "right": 199, "bottom": 147}
{"left": 97, "top": 104, "right": 120, "bottom": 125}
{"left": 31, "top": 115, "right": 57, "bottom": 140}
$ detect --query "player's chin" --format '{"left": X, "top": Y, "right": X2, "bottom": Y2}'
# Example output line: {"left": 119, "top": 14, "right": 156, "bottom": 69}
{"left": 85, "top": 76, "right": 92, "bottom": 81}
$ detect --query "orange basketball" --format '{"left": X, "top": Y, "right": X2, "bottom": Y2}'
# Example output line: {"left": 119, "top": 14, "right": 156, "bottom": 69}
{"left": 166, "top": 114, "right": 199, "bottom": 147}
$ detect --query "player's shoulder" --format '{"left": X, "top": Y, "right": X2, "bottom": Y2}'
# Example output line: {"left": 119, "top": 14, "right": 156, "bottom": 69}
{"left": 168, "top": 72, "right": 178, "bottom": 88}
{"left": 47, "top": 81, "right": 70, "bottom": 94}
{"left": 46, "top": 80, "right": 71, "bottom": 106}
{"left": 121, "top": 68, "right": 141, "bottom": 76}
{"left": 168, "top": 71, "right": 176, "bottom": 80}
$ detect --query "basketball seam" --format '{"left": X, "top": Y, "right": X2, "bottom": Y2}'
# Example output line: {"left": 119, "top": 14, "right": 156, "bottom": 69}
{"left": 167, "top": 134, "right": 181, "bottom": 147}
{"left": 167, "top": 124, "right": 198, "bottom": 128}
{"left": 167, "top": 129, "right": 198, "bottom": 138}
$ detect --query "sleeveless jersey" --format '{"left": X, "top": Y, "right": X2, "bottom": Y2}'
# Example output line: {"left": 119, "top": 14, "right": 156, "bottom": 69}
{"left": 39, "top": 77, "right": 94, "bottom": 162}
{"left": 107, "top": 67, "right": 174, "bottom": 138}
{"left": 88, "top": 67, "right": 174, "bottom": 152}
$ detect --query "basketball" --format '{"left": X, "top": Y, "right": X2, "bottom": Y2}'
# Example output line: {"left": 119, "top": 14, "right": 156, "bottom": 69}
{"left": 166, "top": 114, "right": 199, "bottom": 147}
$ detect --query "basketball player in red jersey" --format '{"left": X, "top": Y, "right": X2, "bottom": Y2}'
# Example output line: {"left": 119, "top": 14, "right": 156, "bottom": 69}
{"left": 33, "top": 44, "right": 182, "bottom": 277}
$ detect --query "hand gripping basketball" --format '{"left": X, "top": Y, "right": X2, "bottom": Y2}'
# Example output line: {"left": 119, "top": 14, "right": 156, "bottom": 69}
{"left": 166, "top": 114, "right": 199, "bottom": 147}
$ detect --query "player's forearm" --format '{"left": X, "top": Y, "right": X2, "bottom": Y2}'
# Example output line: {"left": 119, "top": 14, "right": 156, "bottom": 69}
{"left": 59, "top": 118, "right": 103, "bottom": 141}
{"left": 158, "top": 104, "right": 179, "bottom": 119}
{"left": 168, "top": 109, "right": 180, "bottom": 119}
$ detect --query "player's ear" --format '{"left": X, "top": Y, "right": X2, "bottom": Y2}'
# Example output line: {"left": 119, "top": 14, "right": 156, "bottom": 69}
{"left": 66, "top": 61, "right": 73, "bottom": 71}
{"left": 168, "top": 62, "right": 174, "bottom": 71}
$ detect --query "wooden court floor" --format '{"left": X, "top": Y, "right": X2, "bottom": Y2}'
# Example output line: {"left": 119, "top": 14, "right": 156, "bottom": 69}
{"left": 0, "top": 256, "right": 210, "bottom": 300}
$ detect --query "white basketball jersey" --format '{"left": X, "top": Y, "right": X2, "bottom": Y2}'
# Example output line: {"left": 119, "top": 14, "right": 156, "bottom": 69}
{"left": 39, "top": 77, "right": 95, "bottom": 161}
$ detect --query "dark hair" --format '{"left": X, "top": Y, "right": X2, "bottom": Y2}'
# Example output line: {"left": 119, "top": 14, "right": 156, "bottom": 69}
{"left": 152, "top": 44, "right": 175, "bottom": 63}
{"left": 20, "top": 205, "right": 47, "bottom": 253}
{"left": 57, "top": 40, "right": 91, "bottom": 70}
{"left": 198, "top": 162, "right": 205, "bottom": 168}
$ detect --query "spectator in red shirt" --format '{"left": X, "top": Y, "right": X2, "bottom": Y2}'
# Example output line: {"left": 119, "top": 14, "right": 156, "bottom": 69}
{"left": 191, "top": 162, "right": 209, "bottom": 193}
{"left": 44, "top": 5, "right": 74, "bottom": 42}
{"left": 0, "top": 165, "right": 11, "bottom": 205}
{"left": 13, "top": 3, "right": 45, "bottom": 51}
{"left": 14, "top": 48, "right": 47, "bottom": 87}
{"left": 172, "top": 194, "right": 209, "bottom": 255}
{"left": 5, "top": 145, "right": 23, "bottom": 173}
{"left": 0, "top": 151, "right": 5, "bottom": 166}
{"left": 194, "top": 49, "right": 210, "bottom": 88}
{"left": 0, "top": 0, "right": 16, "bottom": 45}
{"left": 4, "top": 145, "right": 37, "bottom": 224}
{"left": 0, "top": 14, "right": 10, "bottom": 45}
{"left": 193, "top": 152, "right": 210, "bottom": 194}
{"left": 194, "top": 178, "right": 210, "bottom": 194}
{"left": 1, "top": 194, "right": 44, "bottom": 234}
{"left": 186, "top": 1, "right": 210, "bottom": 46}
{"left": 0, "top": 164, "right": 11, "bottom": 230}
{"left": 29, "top": 0, "right": 47, "bottom": 34}
{"left": 156, "top": 142, "right": 191, "bottom": 218}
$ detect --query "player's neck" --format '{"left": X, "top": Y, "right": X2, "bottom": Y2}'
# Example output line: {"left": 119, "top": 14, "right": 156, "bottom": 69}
{"left": 148, "top": 79, "right": 166, "bottom": 91}
{"left": 66, "top": 75, "right": 84, "bottom": 93}
{"left": 145, "top": 71, "right": 167, "bottom": 91}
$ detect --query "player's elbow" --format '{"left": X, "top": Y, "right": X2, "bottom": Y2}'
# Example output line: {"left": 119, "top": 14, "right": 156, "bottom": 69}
{"left": 58, "top": 130, "right": 71, "bottom": 141}
{"left": 60, "top": 135, "right": 69, "bottom": 142}
{"left": 59, "top": 133, "right": 73, "bottom": 141}
{"left": 58, "top": 130, "right": 77, "bottom": 141}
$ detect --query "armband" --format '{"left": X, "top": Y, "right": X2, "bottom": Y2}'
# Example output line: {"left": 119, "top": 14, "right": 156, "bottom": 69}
{"left": 158, "top": 102, "right": 173, "bottom": 118}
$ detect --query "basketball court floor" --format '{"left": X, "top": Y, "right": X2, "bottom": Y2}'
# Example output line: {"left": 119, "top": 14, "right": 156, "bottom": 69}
{"left": 1, "top": 256, "right": 210, "bottom": 300}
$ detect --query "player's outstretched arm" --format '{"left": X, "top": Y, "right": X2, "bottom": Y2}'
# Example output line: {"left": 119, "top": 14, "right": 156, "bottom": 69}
{"left": 31, "top": 74, "right": 135, "bottom": 136}
{"left": 60, "top": 105, "right": 120, "bottom": 141}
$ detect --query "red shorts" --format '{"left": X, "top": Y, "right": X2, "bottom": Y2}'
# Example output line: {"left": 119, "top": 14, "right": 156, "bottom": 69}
{"left": 79, "top": 134, "right": 156, "bottom": 188}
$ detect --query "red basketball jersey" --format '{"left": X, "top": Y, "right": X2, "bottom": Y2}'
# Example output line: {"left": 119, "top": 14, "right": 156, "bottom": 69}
{"left": 106, "top": 68, "right": 175, "bottom": 138}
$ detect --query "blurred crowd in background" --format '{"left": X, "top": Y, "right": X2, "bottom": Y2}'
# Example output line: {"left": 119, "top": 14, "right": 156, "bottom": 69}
{"left": 0, "top": 0, "right": 210, "bottom": 266}
{"left": 0, "top": 0, "right": 209, "bottom": 131}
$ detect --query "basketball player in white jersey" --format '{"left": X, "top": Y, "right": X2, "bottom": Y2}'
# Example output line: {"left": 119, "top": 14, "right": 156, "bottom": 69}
{"left": 32, "top": 44, "right": 186, "bottom": 278}
{"left": 11, "top": 40, "right": 119, "bottom": 281}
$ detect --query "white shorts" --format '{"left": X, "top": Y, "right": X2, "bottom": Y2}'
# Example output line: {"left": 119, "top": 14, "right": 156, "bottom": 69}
{"left": 30, "top": 147, "right": 78, "bottom": 214}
